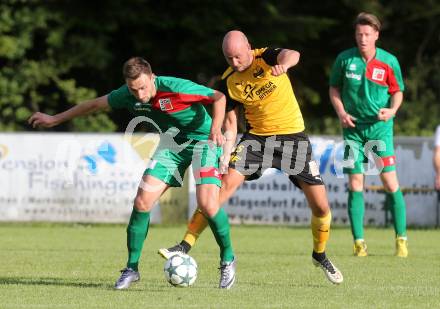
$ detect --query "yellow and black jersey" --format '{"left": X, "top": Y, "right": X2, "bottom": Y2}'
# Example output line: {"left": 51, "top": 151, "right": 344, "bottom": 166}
{"left": 221, "top": 47, "right": 305, "bottom": 136}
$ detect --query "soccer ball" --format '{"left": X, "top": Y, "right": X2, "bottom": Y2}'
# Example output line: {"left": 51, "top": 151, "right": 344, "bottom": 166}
{"left": 163, "top": 253, "right": 198, "bottom": 287}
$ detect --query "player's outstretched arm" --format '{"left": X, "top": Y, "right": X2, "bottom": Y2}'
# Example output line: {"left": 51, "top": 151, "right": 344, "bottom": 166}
{"left": 271, "top": 49, "right": 300, "bottom": 76}
{"left": 329, "top": 86, "right": 356, "bottom": 128}
{"left": 28, "top": 95, "right": 110, "bottom": 128}
{"left": 209, "top": 90, "right": 226, "bottom": 146}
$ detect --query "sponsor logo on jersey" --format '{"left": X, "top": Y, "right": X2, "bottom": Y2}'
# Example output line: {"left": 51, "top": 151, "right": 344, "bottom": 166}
{"left": 237, "top": 80, "right": 277, "bottom": 101}
{"left": 236, "top": 82, "right": 257, "bottom": 101}
{"left": 159, "top": 98, "right": 173, "bottom": 111}
{"left": 255, "top": 81, "right": 277, "bottom": 100}
{"left": 134, "top": 102, "right": 151, "bottom": 111}
{"left": 253, "top": 65, "right": 264, "bottom": 78}
{"left": 345, "top": 72, "right": 361, "bottom": 81}
{"left": 372, "top": 68, "right": 385, "bottom": 81}
{"left": 349, "top": 64, "right": 357, "bottom": 71}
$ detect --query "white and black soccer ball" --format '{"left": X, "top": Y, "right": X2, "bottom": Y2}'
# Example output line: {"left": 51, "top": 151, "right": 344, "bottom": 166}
{"left": 163, "top": 253, "right": 198, "bottom": 287}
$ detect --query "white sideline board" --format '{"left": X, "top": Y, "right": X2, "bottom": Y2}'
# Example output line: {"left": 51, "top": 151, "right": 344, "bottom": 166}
{"left": 0, "top": 133, "right": 161, "bottom": 223}
{"left": 0, "top": 133, "right": 437, "bottom": 226}
{"left": 189, "top": 136, "right": 438, "bottom": 227}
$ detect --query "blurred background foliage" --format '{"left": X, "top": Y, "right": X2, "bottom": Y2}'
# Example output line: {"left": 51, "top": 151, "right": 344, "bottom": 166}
{"left": 0, "top": 0, "right": 439, "bottom": 135}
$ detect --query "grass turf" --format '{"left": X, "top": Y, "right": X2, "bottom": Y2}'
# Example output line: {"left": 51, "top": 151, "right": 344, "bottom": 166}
{"left": 0, "top": 224, "right": 439, "bottom": 308}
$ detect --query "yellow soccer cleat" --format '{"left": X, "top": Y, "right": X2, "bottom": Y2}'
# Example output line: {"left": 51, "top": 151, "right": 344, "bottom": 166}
{"left": 395, "top": 237, "right": 408, "bottom": 258}
{"left": 353, "top": 239, "right": 368, "bottom": 257}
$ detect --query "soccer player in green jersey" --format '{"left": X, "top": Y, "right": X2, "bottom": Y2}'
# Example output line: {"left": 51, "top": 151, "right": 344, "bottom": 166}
{"left": 28, "top": 57, "right": 236, "bottom": 289}
{"left": 329, "top": 12, "right": 408, "bottom": 257}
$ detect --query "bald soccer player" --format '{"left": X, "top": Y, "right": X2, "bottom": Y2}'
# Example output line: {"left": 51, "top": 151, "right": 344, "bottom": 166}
{"left": 159, "top": 31, "right": 343, "bottom": 285}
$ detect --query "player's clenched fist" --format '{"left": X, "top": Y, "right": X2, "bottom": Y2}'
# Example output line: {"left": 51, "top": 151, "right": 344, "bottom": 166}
{"left": 271, "top": 64, "right": 287, "bottom": 76}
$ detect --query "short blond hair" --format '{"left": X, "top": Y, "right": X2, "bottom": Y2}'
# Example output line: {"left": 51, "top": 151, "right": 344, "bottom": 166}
{"left": 354, "top": 12, "right": 381, "bottom": 32}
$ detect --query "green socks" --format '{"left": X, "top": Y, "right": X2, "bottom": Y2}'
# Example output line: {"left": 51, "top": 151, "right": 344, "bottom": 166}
{"left": 348, "top": 188, "right": 407, "bottom": 240}
{"left": 125, "top": 207, "right": 234, "bottom": 269}
{"left": 348, "top": 190, "right": 365, "bottom": 240}
{"left": 126, "top": 208, "right": 150, "bottom": 271}
{"left": 386, "top": 189, "right": 407, "bottom": 237}
{"left": 207, "top": 208, "right": 234, "bottom": 262}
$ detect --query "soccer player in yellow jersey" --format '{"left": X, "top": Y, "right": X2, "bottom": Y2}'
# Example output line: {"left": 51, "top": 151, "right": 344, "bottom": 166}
{"left": 160, "top": 30, "right": 343, "bottom": 284}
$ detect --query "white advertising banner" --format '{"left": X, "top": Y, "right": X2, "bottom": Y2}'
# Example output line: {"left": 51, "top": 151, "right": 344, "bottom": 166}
{"left": 0, "top": 133, "right": 162, "bottom": 223}
{"left": 2, "top": 133, "right": 437, "bottom": 226}
{"left": 189, "top": 136, "right": 438, "bottom": 227}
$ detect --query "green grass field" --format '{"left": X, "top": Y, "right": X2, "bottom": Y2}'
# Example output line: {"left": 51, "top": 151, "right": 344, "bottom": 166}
{"left": 0, "top": 224, "right": 439, "bottom": 309}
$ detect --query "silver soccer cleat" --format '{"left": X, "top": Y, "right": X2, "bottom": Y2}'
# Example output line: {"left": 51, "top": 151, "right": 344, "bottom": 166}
{"left": 114, "top": 267, "right": 140, "bottom": 290}
{"left": 219, "top": 257, "right": 236, "bottom": 289}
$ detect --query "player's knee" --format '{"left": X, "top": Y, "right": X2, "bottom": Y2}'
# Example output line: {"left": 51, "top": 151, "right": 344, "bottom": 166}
{"left": 197, "top": 190, "right": 218, "bottom": 215}
{"left": 311, "top": 202, "right": 330, "bottom": 217}
{"left": 134, "top": 195, "right": 154, "bottom": 212}
{"left": 348, "top": 177, "right": 363, "bottom": 191}
{"left": 198, "top": 203, "right": 218, "bottom": 218}
{"left": 383, "top": 182, "right": 399, "bottom": 193}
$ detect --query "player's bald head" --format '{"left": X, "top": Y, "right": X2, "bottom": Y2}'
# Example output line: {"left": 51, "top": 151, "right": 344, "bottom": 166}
{"left": 222, "top": 30, "right": 249, "bottom": 53}
{"left": 222, "top": 30, "right": 253, "bottom": 72}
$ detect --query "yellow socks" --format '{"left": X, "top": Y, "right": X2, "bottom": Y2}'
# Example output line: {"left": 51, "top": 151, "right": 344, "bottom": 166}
{"left": 183, "top": 208, "right": 209, "bottom": 247}
{"left": 311, "top": 212, "right": 331, "bottom": 253}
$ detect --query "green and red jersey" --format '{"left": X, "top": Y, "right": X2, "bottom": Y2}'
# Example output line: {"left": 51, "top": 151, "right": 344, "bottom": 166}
{"left": 108, "top": 76, "right": 215, "bottom": 140}
{"left": 329, "top": 47, "right": 404, "bottom": 124}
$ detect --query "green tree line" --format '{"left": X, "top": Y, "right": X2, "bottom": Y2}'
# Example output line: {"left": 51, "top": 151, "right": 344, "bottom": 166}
{"left": 1, "top": 0, "right": 439, "bottom": 135}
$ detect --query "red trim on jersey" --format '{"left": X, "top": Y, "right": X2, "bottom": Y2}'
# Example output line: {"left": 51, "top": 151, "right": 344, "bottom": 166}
{"left": 366, "top": 59, "right": 401, "bottom": 94}
{"left": 381, "top": 155, "right": 396, "bottom": 167}
{"left": 151, "top": 91, "right": 214, "bottom": 113}
{"left": 195, "top": 167, "right": 222, "bottom": 180}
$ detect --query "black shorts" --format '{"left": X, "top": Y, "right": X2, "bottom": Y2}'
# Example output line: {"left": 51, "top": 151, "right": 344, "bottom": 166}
{"left": 229, "top": 132, "right": 324, "bottom": 188}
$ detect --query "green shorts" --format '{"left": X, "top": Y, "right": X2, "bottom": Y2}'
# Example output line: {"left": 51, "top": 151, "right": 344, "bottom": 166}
{"left": 144, "top": 138, "right": 222, "bottom": 187}
{"left": 342, "top": 120, "right": 396, "bottom": 174}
